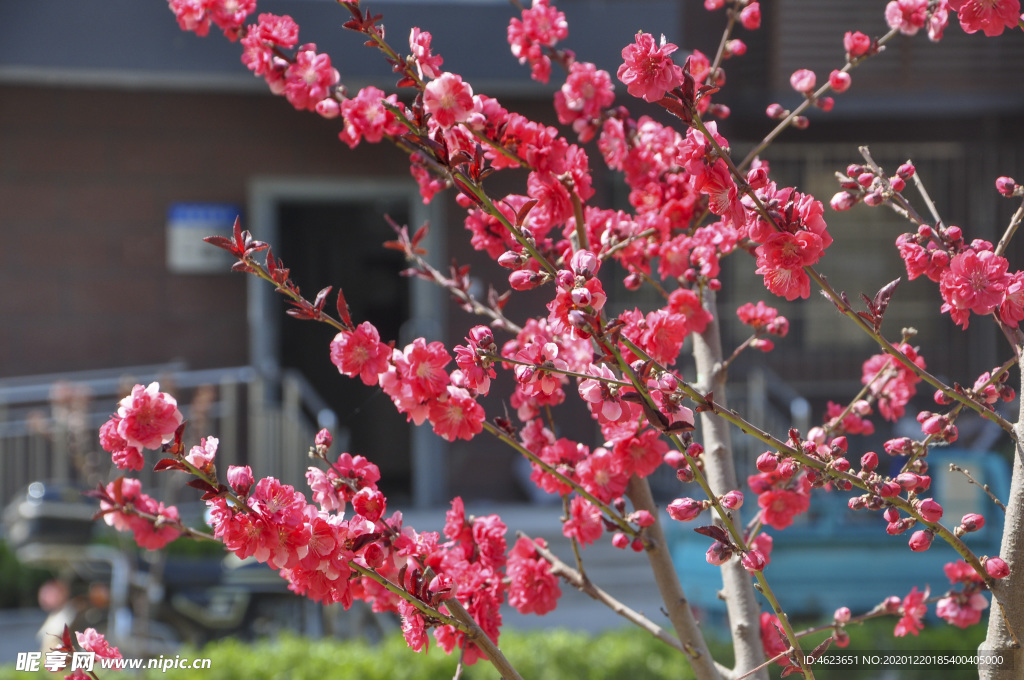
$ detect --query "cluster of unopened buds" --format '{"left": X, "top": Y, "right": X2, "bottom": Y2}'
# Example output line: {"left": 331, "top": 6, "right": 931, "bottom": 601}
{"left": 947, "top": 369, "right": 1019, "bottom": 410}
{"left": 831, "top": 160, "right": 916, "bottom": 211}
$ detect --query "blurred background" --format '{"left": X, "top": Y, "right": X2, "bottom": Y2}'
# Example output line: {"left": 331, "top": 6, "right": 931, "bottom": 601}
{"left": 1, "top": 0, "right": 1022, "bottom": 664}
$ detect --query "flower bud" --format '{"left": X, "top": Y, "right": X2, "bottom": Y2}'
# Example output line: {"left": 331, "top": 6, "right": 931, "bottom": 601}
{"left": 747, "top": 167, "right": 769, "bottom": 190}
{"left": 570, "top": 249, "right": 600, "bottom": 279}
{"left": 863, "top": 191, "right": 883, "bottom": 206}
{"left": 725, "top": 39, "right": 747, "bottom": 57}
{"left": 428, "top": 574, "right": 453, "bottom": 599}
{"left": 792, "top": 115, "right": 810, "bottom": 130}
{"left": 882, "top": 595, "right": 902, "bottom": 614}
{"left": 916, "top": 498, "right": 943, "bottom": 523}
{"left": 960, "top": 513, "right": 985, "bottom": 533}
{"left": 887, "top": 520, "right": 908, "bottom": 535}
{"left": 790, "top": 68, "right": 817, "bottom": 93}
{"left": 664, "top": 450, "right": 685, "bottom": 469}
{"left": 630, "top": 510, "right": 655, "bottom": 527}
{"left": 675, "top": 465, "right": 695, "bottom": 483}
{"left": 315, "top": 98, "right": 341, "bottom": 119}
{"left": 751, "top": 533, "right": 773, "bottom": 564}
{"left": 631, "top": 538, "right": 645, "bottom": 552}
{"left": 920, "top": 413, "right": 944, "bottom": 435}
{"left": 829, "top": 69, "right": 851, "bottom": 93}
{"left": 570, "top": 286, "right": 593, "bottom": 307}
{"left": 497, "top": 250, "right": 524, "bottom": 269}
{"left": 720, "top": 490, "right": 744, "bottom": 510}
{"left": 830, "top": 191, "right": 857, "bottom": 211}
{"left": 860, "top": 451, "right": 878, "bottom": 472}
{"left": 985, "top": 556, "right": 1010, "bottom": 580}
{"left": 739, "top": 1, "right": 761, "bottom": 30}
{"left": 509, "top": 269, "right": 542, "bottom": 290}
{"left": 908, "top": 530, "right": 933, "bottom": 552}
{"left": 623, "top": 272, "right": 642, "bottom": 290}
{"left": 833, "top": 629, "right": 850, "bottom": 648}
{"left": 843, "top": 31, "right": 871, "bottom": 59}
{"left": 657, "top": 372, "right": 678, "bottom": 392}
{"left": 756, "top": 451, "right": 779, "bottom": 473}
{"left": 361, "top": 542, "right": 386, "bottom": 568}
{"left": 883, "top": 507, "right": 900, "bottom": 523}
{"left": 834, "top": 606, "right": 852, "bottom": 624}
{"left": 884, "top": 437, "right": 913, "bottom": 456}
{"left": 611, "top": 532, "right": 630, "bottom": 549}
{"left": 315, "top": 428, "right": 333, "bottom": 454}
{"left": 897, "top": 162, "right": 916, "bottom": 180}
{"left": 816, "top": 96, "right": 834, "bottom": 112}
{"left": 896, "top": 472, "right": 922, "bottom": 491}
{"left": 667, "top": 497, "right": 705, "bottom": 522}
{"left": 742, "top": 549, "right": 766, "bottom": 572}
{"left": 945, "top": 225, "right": 963, "bottom": 242}
{"left": 777, "top": 460, "right": 798, "bottom": 479}
{"left": 556, "top": 269, "right": 575, "bottom": 289}
{"left": 878, "top": 481, "right": 901, "bottom": 498}
{"left": 766, "top": 103, "right": 787, "bottom": 119}
{"left": 889, "top": 176, "right": 906, "bottom": 192}
{"left": 227, "top": 465, "right": 254, "bottom": 497}
{"left": 709, "top": 103, "right": 731, "bottom": 119}
{"left": 706, "top": 541, "right": 733, "bottom": 565}
{"left": 996, "top": 176, "right": 1018, "bottom": 197}
{"left": 567, "top": 309, "right": 590, "bottom": 331}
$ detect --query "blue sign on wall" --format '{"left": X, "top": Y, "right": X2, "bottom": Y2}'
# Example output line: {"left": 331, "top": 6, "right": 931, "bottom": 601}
{"left": 166, "top": 202, "right": 240, "bottom": 274}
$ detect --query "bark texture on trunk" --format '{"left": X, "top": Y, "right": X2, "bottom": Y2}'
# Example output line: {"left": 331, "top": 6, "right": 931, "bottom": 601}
{"left": 979, "top": 363, "right": 1024, "bottom": 679}
{"left": 692, "top": 289, "right": 769, "bottom": 680}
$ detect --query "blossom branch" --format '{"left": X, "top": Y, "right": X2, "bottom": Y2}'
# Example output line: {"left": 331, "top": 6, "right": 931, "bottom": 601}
{"left": 858, "top": 146, "right": 936, "bottom": 227}
{"left": 481, "top": 421, "right": 639, "bottom": 539}
{"left": 806, "top": 267, "right": 1016, "bottom": 434}
{"left": 738, "top": 25, "right": 902, "bottom": 172}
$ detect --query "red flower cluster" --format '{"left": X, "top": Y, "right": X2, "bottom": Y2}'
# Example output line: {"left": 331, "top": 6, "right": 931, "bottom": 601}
{"left": 100, "top": 477, "right": 181, "bottom": 550}
{"left": 748, "top": 467, "right": 812, "bottom": 531}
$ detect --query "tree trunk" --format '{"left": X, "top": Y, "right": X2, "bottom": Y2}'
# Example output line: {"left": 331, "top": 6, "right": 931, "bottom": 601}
{"left": 692, "top": 288, "right": 769, "bottom": 680}
{"left": 979, "top": 359, "right": 1024, "bottom": 678}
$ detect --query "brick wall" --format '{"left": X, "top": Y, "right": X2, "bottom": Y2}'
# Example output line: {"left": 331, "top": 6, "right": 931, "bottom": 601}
{"left": 0, "top": 84, "right": 410, "bottom": 378}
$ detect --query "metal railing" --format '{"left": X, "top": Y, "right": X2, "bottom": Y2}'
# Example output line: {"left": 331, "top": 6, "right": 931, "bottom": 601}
{"left": 0, "top": 364, "right": 339, "bottom": 512}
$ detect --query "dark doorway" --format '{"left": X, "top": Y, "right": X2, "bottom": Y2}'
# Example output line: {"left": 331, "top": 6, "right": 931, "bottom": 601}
{"left": 275, "top": 198, "right": 412, "bottom": 502}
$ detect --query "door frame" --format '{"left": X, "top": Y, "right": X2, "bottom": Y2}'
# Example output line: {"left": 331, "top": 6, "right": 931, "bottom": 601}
{"left": 247, "top": 176, "right": 447, "bottom": 508}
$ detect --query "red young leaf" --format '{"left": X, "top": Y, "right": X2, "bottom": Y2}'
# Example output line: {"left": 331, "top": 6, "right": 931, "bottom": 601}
{"left": 154, "top": 458, "right": 186, "bottom": 472}
{"left": 313, "top": 286, "right": 332, "bottom": 313}
{"left": 187, "top": 479, "right": 219, "bottom": 496}
{"left": 693, "top": 524, "right": 731, "bottom": 544}
{"left": 412, "top": 223, "right": 429, "bottom": 248}
{"left": 203, "top": 235, "right": 235, "bottom": 252}
{"left": 516, "top": 199, "right": 539, "bottom": 227}
{"left": 336, "top": 288, "right": 353, "bottom": 328}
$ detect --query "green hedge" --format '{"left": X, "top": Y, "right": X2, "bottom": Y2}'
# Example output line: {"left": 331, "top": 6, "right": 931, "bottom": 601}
{"left": 1, "top": 618, "right": 990, "bottom": 680}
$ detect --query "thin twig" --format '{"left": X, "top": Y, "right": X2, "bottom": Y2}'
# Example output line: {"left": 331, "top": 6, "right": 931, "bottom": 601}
{"left": 950, "top": 464, "right": 1008, "bottom": 513}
